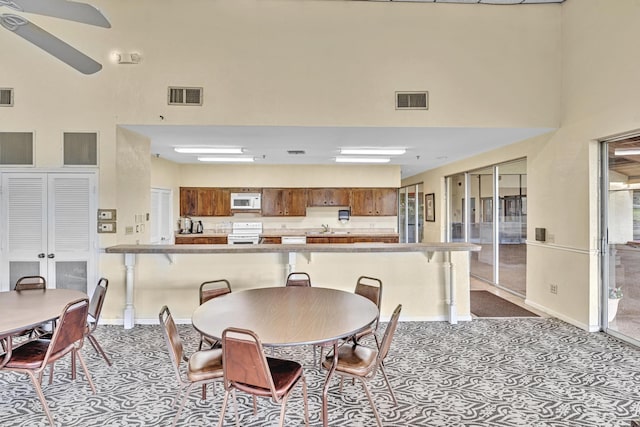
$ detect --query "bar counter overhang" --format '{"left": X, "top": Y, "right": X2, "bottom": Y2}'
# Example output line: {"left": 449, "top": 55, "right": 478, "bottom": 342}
{"left": 105, "top": 242, "right": 480, "bottom": 328}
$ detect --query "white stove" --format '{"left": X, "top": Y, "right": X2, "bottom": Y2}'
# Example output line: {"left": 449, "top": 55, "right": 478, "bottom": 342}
{"left": 227, "top": 222, "right": 263, "bottom": 245}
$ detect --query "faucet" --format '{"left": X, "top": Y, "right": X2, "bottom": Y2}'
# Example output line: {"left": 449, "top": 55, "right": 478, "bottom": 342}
{"left": 321, "top": 224, "right": 329, "bottom": 233}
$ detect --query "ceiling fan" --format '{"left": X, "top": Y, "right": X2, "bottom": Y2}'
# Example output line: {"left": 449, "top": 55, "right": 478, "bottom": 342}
{"left": 0, "top": 0, "right": 110, "bottom": 74}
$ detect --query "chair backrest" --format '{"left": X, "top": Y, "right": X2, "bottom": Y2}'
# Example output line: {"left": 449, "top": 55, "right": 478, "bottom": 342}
{"left": 48, "top": 298, "right": 90, "bottom": 358}
{"left": 199, "top": 279, "right": 232, "bottom": 305}
{"left": 222, "top": 327, "right": 275, "bottom": 396}
{"left": 285, "top": 272, "right": 311, "bottom": 287}
{"left": 14, "top": 275, "right": 46, "bottom": 291}
{"left": 159, "top": 305, "right": 185, "bottom": 383}
{"left": 88, "top": 278, "right": 108, "bottom": 326}
{"left": 355, "top": 276, "right": 382, "bottom": 308}
{"left": 377, "top": 304, "right": 402, "bottom": 363}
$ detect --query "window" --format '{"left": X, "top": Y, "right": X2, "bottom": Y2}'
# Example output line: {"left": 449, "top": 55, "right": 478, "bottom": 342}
{"left": 63, "top": 132, "right": 98, "bottom": 166}
{"left": 0, "top": 132, "right": 33, "bottom": 165}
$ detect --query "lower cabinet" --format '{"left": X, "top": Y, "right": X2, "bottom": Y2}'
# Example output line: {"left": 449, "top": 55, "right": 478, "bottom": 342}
{"left": 175, "top": 236, "right": 227, "bottom": 244}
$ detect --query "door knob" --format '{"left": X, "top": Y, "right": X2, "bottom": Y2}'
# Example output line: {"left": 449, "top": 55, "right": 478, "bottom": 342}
{"left": 37, "top": 253, "right": 45, "bottom": 258}
{"left": 47, "top": 253, "right": 55, "bottom": 259}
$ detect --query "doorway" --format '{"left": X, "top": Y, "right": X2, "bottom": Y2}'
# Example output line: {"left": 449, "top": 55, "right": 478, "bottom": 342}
{"left": 446, "top": 158, "right": 527, "bottom": 297}
{"left": 398, "top": 183, "right": 424, "bottom": 243}
{"left": 602, "top": 136, "right": 640, "bottom": 344}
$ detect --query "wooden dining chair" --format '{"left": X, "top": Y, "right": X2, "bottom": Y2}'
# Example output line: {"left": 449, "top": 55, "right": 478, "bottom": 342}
{"left": 14, "top": 275, "right": 46, "bottom": 291}
{"left": 322, "top": 304, "right": 402, "bottom": 427}
{"left": 198, "top": 279, "right": 232, "bottom": 351}
{"left": 86, "top": 277, "right": 111, "bottom": 365}
{"left": 318, "top": 275, "right": 383, "bottom": 367}
{"left": 353, "top": 276, "right": 383, "bottom": 348}
{"left": 285, "top": 272, "right": 312, "bottom": 287}
{"left": 159, "top": 305, "right": 224, "bottom": 427}
{"left": 218, "top": 327, "right": 309, "bottom": 427}
{"left": 1, "top": 297, "right": 96, "bottom": 426}
{"left": 13, "top": 275, "right": 48, "bottom": 339}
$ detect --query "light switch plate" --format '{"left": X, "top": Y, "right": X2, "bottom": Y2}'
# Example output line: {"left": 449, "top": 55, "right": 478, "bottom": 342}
{"left": 98, "top": 209, "right": 117, "bottom": 221}
{"left": 98, "top": 222, "right": 116, "bottom": 233}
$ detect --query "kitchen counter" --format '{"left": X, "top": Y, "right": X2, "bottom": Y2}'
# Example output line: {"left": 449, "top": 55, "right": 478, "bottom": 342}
{"left": 106, "top": 241, "right": 475, "bottom": 254}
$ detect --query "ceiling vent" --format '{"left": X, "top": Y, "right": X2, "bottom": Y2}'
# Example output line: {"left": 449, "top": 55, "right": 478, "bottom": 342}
{"left": 0, "top": 88, "right": 14, "bottom": 107}
{"left": 396, "top": 91, "right": 428, "bottom": 110}
{"left": 168, "top": 87, "right": 203, "bottom": 106}
{"left": 287, "top": 150, "right": 306, "bottom": 155}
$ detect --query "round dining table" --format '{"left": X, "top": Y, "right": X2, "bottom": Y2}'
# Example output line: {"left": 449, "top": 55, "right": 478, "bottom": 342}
{"left": 192, "top": 286, "right": 379, "bottom": 427}
{"left": 0, "top": 288, "right": 88, "bottom": 367}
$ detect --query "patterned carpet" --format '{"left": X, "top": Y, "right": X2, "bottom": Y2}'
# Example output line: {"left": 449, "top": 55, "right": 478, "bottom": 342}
{"left": 2, "top": 318, "right": 640, "bottom": 426}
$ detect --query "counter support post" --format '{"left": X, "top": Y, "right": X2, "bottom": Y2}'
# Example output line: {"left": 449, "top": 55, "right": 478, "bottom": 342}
{"left": 124, "top": 253, "right": 136, "bottom": 329}
{"left": 445, "top": 251, "right": 457, "bottom": 324}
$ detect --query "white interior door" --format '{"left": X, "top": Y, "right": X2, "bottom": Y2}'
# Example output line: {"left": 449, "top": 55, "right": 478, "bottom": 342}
{"left": 0, "top": 172, "right": 96, "bottom": 292}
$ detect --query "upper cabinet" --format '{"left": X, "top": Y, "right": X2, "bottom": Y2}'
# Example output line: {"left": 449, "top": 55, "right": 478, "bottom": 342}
{"left": 350, "top": 188, "right": 398, "bottom": 216}
{"left": 179, "top": 186, "right": 397, "bottom": 217}
{"left": 307, "top": 188, "right": 351, "bottom": 207}
{"left": 261, "top": 188, "right": 307, "bottom": 216}
{"left": 180, "top": 187, "right": 231, "bottom": 216}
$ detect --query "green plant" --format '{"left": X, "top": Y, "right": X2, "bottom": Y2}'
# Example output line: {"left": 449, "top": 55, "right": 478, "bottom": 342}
{"left": 609, "top": 287, "right": 623, "bottom": 299}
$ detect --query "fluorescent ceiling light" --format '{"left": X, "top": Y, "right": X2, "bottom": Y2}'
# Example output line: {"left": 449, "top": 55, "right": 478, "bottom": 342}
{"left": 614, "top": 148, "right": 640, "bottom": 156}
{"left": 197, "top": 157, "right": 254, "bottom": 162}
{"left": 175, "top": 147, "right": 243, "bottom": 154}
{"left": 335, "top": 157, "right": 390, "bottom": 163}
{"left": 339, "top": 148, "right": 406, "bottom": 156}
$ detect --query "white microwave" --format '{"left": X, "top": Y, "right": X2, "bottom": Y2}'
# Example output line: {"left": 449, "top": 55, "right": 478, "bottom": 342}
{"left": 230, "top": 192, "right": 261, "bottom": 210}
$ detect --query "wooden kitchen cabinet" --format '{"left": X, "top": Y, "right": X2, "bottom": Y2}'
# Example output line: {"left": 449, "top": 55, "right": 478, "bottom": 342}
{"left": 179, "top": 187, "right": 231, "bottom": 216}
{"left": 350, "top": 188, "right": 398, "bottom": 216}
{"left": 306, "top": 236, "right": 330, "bottom": 244}
{"left": 175, "top": 236, "right": 227, "bottom": 244}
{"left": 261, "top": 236, "right": 282, "bottom": 244}
{"left": 261, "top": 188, "right": 307, "bottom": 216}
{"left": 307, "top": 188, "right": 351, "bottom": 207}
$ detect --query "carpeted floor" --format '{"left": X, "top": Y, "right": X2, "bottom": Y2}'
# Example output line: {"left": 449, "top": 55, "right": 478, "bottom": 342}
{"left": 470, "top": 290, "right": 539, "bottom": 318}
{"left": 2, "top": 318, "right": 640, "bottom": 426}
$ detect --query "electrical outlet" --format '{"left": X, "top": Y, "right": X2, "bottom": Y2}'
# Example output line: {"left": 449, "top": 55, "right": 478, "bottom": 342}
{"left": 550, "top": 284, "right": 558, "bottom": 294}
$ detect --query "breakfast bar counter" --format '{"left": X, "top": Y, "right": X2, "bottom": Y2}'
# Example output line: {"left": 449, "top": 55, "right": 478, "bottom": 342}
{"left": 105, "top": 242, "right": 480, "bottom": 329}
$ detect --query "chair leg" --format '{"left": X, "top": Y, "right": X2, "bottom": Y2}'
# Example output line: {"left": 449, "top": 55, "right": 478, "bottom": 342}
{"left": 358, "top": 378, "right": 382, "bottom": 427}
{"left": 379, "top": 364, "right": 397, "bottom": 405}
{"left": 71, "top": 351, "right": 76, "bottom": 380}
{"left": 216, "top": 390, "right": 231, "bottom": 427}
{"left": 27, "top": 370, "right": 54, "bottom": 426}
{"left": 252, "top": 395, "right": 257, "bottom": 415}
{"left": 202, "top": 383, "right": 207, "bottom": 400}
{"left": 172, "top": 383, "right": 193, "bottom": 427}
{"left": 278, "top": 393, "right": 290, "bottom": 427}
{"left": 75, "top": 350, "right": 97, "bottom": 394}
{"left": 301, "top": 375, "right": 309, "bottom": 426}
{"left": 88, "top": 334, "right": 112, "bottom": 366}
{"left": 47, "top": 363, "right": 53, "bottom": 385}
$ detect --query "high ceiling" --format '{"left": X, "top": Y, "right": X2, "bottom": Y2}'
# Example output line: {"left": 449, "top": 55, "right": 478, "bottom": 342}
{"left": 123, "top": 0, "right": 563, "bottom": 179}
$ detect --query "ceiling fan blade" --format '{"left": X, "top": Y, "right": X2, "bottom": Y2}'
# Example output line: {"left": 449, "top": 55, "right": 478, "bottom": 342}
{"left": 1, "top": 14, "right": 102, "bottom": 74}
{"left": 1, "top": 0, "right": 110, "bottom": 28}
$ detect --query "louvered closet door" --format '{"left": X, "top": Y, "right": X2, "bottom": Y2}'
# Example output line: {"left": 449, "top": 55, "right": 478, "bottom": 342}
{"left": 0, "top": 173, "right": 96, "bottom": 292}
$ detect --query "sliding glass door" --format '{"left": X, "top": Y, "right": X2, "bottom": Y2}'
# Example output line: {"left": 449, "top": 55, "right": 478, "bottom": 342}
{"left": 399, "top": 183, "right": 423, "bottom": 243}
{"left": 446, "top": 159, "right": 527, "bottom": 297}
{"left": 602, "top": 136, "right": 640, "bottom": 344}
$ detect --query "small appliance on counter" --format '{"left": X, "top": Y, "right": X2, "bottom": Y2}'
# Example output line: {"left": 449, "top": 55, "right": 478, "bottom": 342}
{"left": 191, "top": 220, "right": 203, "bottom": 234}
{"left": 338, "top": 209, "right": 350, "bottom": 223}
{"left": 178, "top": 216, "right": 192, "bottom": 234}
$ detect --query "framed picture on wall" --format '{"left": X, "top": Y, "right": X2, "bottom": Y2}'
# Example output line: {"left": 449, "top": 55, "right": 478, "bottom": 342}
{"left": 425, "top": 193, "right": 435, "bottom": 222}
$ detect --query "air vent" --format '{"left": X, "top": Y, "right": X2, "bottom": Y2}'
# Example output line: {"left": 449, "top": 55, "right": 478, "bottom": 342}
{"left": 396, "top": 91, "right": 428, "bottom": 110}
{"left": 287, "top": 150, "right": 306, "bottom": 155}
{"left": 0, "top": 88, "right": 14, "bottom": 107}
{"left": 168, "top": 87, "right": 203, "bottom": 106}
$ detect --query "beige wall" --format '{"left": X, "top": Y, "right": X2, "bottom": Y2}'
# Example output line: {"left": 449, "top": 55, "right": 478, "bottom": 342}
{"left": 14, "top": 0, "right": 640, "bottom": 327}
{"left": 402, "top": 0, "right": 640, "bottom": 331}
